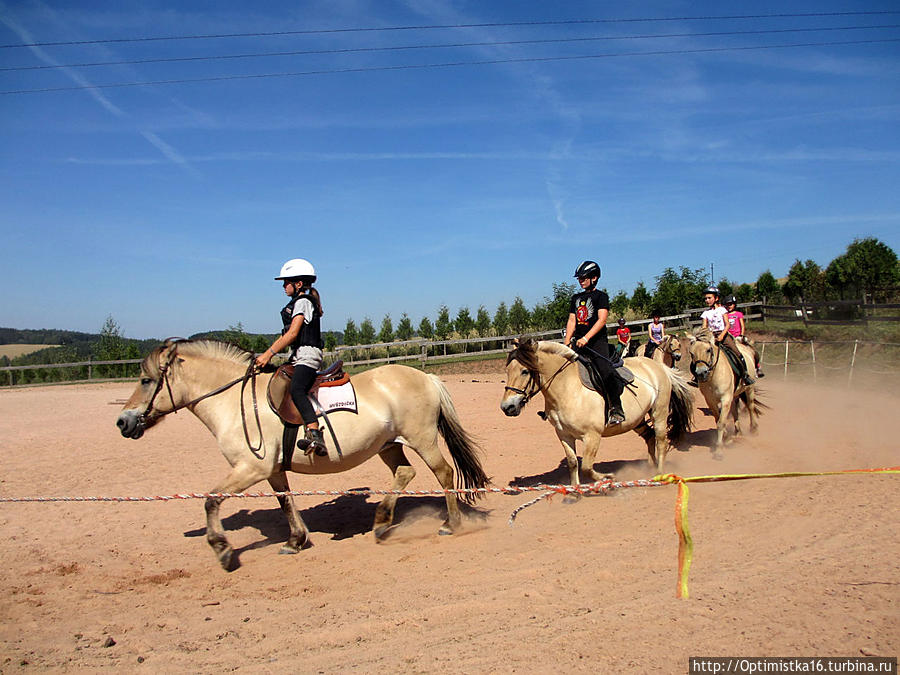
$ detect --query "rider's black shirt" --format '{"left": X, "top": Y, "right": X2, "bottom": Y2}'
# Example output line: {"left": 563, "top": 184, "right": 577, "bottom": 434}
{"left": 568, "top": 288, "right": 610, "bottom": 348}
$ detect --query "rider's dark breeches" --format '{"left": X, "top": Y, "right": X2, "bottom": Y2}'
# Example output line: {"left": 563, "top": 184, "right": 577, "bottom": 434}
{"left": 290, "top": 364, "right": 318, "bottom": 425}
{"left": 718, "top": 333, "right": 749, "bottom": 376}
{"left": 645, "top": 340, "right": 659, "bottom": 358}
{"left": 584, "top": 343, "right": 624, "bottom": 410}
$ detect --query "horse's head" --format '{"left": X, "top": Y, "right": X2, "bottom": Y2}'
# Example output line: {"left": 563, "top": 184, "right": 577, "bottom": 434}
{"left": 501, "top": 338, "right": 541, "bottom": 416}
{"left": 116, "top": 339, "right": 185, "bottom": 439}
{"left": 687, "top": 329, "right": 716, "bottom": 382}
{"left": 665, "top": 333, "right": 682, "bottom": 362}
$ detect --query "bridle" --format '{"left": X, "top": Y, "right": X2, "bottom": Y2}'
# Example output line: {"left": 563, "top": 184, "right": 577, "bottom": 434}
{"left": 138, "top": 342, "right": 266, "bottom": 458}
{"left": 691, "top": 337, "right": 721, "bottom": 373}
{"left": 504, "top": 351, "right": 573, "bottom": 406}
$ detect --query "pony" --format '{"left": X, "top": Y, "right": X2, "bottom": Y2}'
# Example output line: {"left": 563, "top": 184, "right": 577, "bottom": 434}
{"left": 686, "top": 328, "right": 764, "bottom": 456}
{"left": 500, "top": 339, "right": 693, "bottom": 487}
{"left": 633, "top": 333, "right": 682, "bottom": 368}
{"left": 116, "top": 339, "right": 489, "bottom": 570}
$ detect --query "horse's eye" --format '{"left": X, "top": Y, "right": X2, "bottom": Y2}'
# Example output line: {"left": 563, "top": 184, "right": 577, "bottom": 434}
{"left": 141, "top": 377, "right": 153, "bottom": 386}
{"left": 521, "top": 369, "right": 528, "bottom": 376}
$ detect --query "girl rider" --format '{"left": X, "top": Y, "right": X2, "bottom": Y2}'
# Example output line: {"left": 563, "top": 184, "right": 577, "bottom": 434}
{"left": 564, "top": 260, "right": 625, "bottom": 425}
{"left": 645, "top": 310, "right": 666, "bottom": 359}
{"left": 700, "top": 286, "right": 754, "bottom": 386}
{"left": 255, "top": 258, "right": 326, "bottom": 455}
{"left": 723, "top": 295, "right": 764, "bottom": 378}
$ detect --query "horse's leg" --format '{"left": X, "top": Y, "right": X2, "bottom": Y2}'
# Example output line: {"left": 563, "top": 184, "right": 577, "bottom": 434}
{"left": 405, "top": 433, "right": 461, "bottom": 536}
{"left": 205, "top": 464, "right": 270, "bottom": 570}
{"left": 732, "top": 395, "right": 743, "bottom": 438}
{"left": 373, "top": 443, "right": 416, "bottom": 541}
{"left": 267, "top": 471, "right": 311, "bottom": 554}
{"left": 579, "top": 431, "right": 612, "bottom": 484}
{"left": 648, "top": 394, "right": 670, "bottom": 472}
{"left": 712, "top": 393, "right": 731, "bottom": 459}
{"left": 557, "top": 432, "right": 581, "bottom": 491}
{"left": 745, "top": 386, "right": 760, "bottom": 433}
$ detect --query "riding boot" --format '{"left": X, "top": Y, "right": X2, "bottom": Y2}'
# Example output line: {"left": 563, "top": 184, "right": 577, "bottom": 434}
{"left": 605, "top": 376, "right": 626, "bottom": 425}
{"left": 303, "top": 427, "right": 327, "bottom": 456}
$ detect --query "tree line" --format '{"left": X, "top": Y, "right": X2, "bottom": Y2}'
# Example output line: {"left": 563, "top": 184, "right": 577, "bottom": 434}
{"left": 340, "top": 237, "right": 898, "bottom": 346}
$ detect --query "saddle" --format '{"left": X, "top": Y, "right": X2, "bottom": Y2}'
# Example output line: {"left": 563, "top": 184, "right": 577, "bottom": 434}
{"left": 267, "top": 361, "right": 350, "bottom": 425}
{"left": 720, "top": 345, "right": 749, "bottom": 389}
{"left": 575, "top": 355, "right": 634, "bottom": 391}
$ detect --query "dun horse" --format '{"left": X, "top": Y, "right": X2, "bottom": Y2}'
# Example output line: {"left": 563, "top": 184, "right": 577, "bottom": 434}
{"left": 633, "top": 333, "right": 682, "bottom": 368}
{"left": 117, "top": 339, "right": 489, "bottom": 570}
{"left": 686, "top": 328, "right": 764, "bottom": 456}
{"left": 500, "top": 339, "right": 693, "bottom": 485}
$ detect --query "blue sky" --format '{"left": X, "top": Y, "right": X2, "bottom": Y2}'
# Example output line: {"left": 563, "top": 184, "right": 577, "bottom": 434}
{"left": 2, "top": 0, "right": 899, "bottom": 339}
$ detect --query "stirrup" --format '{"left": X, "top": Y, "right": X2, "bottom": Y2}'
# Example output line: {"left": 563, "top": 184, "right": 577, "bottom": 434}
{"left": 742, "top": 374, "right": 755, "bottom": 386}
{"left": 302, "top": 428, "right": 327, "bottom": 456}
{"left": 608, "top": 408, "right": 625, "bottom": 425}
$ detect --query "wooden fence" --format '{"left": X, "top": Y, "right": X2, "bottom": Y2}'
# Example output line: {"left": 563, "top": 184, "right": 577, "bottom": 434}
{"left": 0, "top": 304, "right": 762, "bottom": 386}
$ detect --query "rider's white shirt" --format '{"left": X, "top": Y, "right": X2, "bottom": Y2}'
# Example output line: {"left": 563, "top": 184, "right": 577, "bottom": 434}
{"left": 701, "top": 306, "right": 727, "bottom": 333}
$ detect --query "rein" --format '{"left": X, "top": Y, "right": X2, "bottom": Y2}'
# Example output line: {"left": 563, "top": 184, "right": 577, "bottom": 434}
{"left": 140, "top": 347, "right": 266, "bottom": 459}
{"left": 692, "top": 338, "right": 721, "bottom": 372}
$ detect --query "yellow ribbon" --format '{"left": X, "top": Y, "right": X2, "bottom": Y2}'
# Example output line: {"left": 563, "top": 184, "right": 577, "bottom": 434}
{"left": 650, "top": 467, "right": 900, "bottom": 600}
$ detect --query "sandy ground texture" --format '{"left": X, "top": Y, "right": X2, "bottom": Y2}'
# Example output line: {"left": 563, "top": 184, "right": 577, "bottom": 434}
{"left": 0, "top": 365, "right": 897, "bottom": 673}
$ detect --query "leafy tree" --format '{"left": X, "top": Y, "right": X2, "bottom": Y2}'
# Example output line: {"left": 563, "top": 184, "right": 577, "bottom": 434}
{"left": 508, "top": 297, "right": 530, "bottom": 333}
{"left": 324, "top": 334, "right": 337, "bottom": 352}
{"left": 95, "top": 315, "right": 126, "bottom": 361}
{"left": 630, "top": 282, "right": 652, "bottom": 316}
{"left": 653, "top": 267, "right": 708, "bottom": 314}
{"left": 378, "top": 314, "right": 394, "bottom": 343}
{"left": 454, "top": 306, "right": 474, "bottom": 335}
{"left": 782, "top": 259, "right": 824, "bottom": 303}
{"left": 825, "top": 255, "right": 854, "bottom": 300}
{"left": 545, "top": 282, "right": 576, "bottom": 328}
{"left": 359, "top": 317, "right": 376, "bottom": 345}
{"left": 735, "top": 283, "right": 754, "bottom": 303}
{"left": 842, "top": 237, "right": 899, "bottom": 300}
{"left": 396, "top": 313, "right": 414, "bottom": 341}
{"left": 756, "top": 270, "right": 781, "bottom": 302}
{"left": 435, "top": 305, "right": 452, "bottom": 340}
{"left": 475, "top": 306, "right": 492, "bottom": 336}
{"left": 343, "top": 319, "right": 359, "bottom": 346}
{"left": 418, "top": 316, "right": 434, "bottom": 339}
{"left": 222, "top": 322, "right": 253, "bottom": 350}
{"left": 610, "top": 291, "right": 629, "bottom": 318}
{"left": 492, "top": 302, "right": 509, "bottom": 336}
{"left": 251, "top": 335, "right": 270, "bottom": 353}
{"left": 717, "top": 279, "right": 734, "bottom": 299}
{"left": 530, "top": 302, "right": 551, "bottom": 331}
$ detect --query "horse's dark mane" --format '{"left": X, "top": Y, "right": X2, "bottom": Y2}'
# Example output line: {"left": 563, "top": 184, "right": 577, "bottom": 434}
{"left": 507, "top": 339, "right": 541, "bottom": 373}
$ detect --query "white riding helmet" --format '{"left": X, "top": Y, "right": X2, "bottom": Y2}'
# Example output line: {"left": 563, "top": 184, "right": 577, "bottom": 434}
{"left": 275, "top": 258, "right": 316, "bottom": 281}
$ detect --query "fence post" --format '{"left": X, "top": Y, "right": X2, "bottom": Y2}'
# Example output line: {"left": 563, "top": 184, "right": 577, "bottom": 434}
{"left": 848, "top": 339, "right": 859, "bottom": 386}
{"left": 783, "top": 340, "right": 790, "bottom": 380}
{"left": 810, "top": 340, "right": 817, "bottom": 383}
{"left": 762, "top": 297, "right": 767, "bottom": 325}
{"left": 421, "top": 343, "right": 427, "bottom": 370}
{"left": 88, "top": 355, "right": 93, "bottom": 381}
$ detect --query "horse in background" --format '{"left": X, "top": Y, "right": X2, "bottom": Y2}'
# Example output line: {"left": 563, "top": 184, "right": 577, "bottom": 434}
{"left": 501, "top": 339, "right": 693, "bottom": 487}
{"left": 634, "top": 333, "right": 682, "bottom": 368}
{"left": 686, "top": 328, "right": 765, "bottom": 457}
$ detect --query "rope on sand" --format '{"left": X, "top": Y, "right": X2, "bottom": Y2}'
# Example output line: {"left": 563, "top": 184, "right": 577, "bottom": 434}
{"left": 2, "top": 466, "right": 897, "bottom": 600}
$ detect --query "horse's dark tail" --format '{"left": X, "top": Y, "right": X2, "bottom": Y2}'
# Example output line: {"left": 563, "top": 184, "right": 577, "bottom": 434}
{"left": 429, "top": 374, "right": 490, "bottom": 504}
{"left": 663, "top": 368, "right": 694, "bottom": 444}
{"left": 739, "top": 389, "right": 769, "bottom": 416}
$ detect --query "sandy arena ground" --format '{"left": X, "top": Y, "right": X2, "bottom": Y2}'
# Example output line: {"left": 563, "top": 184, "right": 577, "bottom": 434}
{"left": 0, "top": 364, "right": 897, "bottom": 672}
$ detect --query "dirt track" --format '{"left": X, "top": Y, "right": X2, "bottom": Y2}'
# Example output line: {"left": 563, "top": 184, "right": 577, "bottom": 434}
{"left": 0, "top": 369, "right": 897, "bottom": 672}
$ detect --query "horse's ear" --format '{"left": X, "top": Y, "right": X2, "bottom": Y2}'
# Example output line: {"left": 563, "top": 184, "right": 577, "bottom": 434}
{"left": 687, "top": 334, "right": 696, "bottom": 344}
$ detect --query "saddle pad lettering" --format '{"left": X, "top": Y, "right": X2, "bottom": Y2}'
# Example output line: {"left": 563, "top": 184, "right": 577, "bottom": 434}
{"left": 313, "top": 381, "right": 358, "bottom": 416}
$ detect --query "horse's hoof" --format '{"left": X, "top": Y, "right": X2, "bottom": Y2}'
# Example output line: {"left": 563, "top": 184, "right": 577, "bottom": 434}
{"left": 438, "top": 524, "right": 454, "bottom": 536}
{"left": 711, "top": 451, "right": 724, "bottom": 461}
{"left": 374, "top": 525, "right": 397, "bottom": 542}
{"left": 563, "top": 495, "right": 581, "bottom": 505}
{"left": 279, "top": 544, "right": 301, "bottom": 555}
{"left": 217, "top": 547, "right": 236, "bottom": 571}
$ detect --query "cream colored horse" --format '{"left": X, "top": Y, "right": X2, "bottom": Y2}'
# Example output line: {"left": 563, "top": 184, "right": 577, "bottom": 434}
{"left": 117, "top": 339, "right": 489, "bottom": 570}
{"left": 634, "top": 333, "right": 682, "bottom": 368}
{"left": 686, "top": 328, "right": 763, "bottom": 457}
{"left": 500, "top": 339, "right": 693, "bottom": 486}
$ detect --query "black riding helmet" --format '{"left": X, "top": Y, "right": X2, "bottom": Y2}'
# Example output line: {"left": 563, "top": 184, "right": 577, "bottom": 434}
{"left": 723, "top": 294, "right": 737, "bottom": 305}
{"left": 574, "top": 260, "right": 601, "bottom": 279}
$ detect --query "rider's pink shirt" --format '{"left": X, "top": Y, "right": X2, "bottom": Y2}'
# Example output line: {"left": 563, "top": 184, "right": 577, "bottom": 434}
{"left": 726, "top": 310, "right": 744, "bottom": 337}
